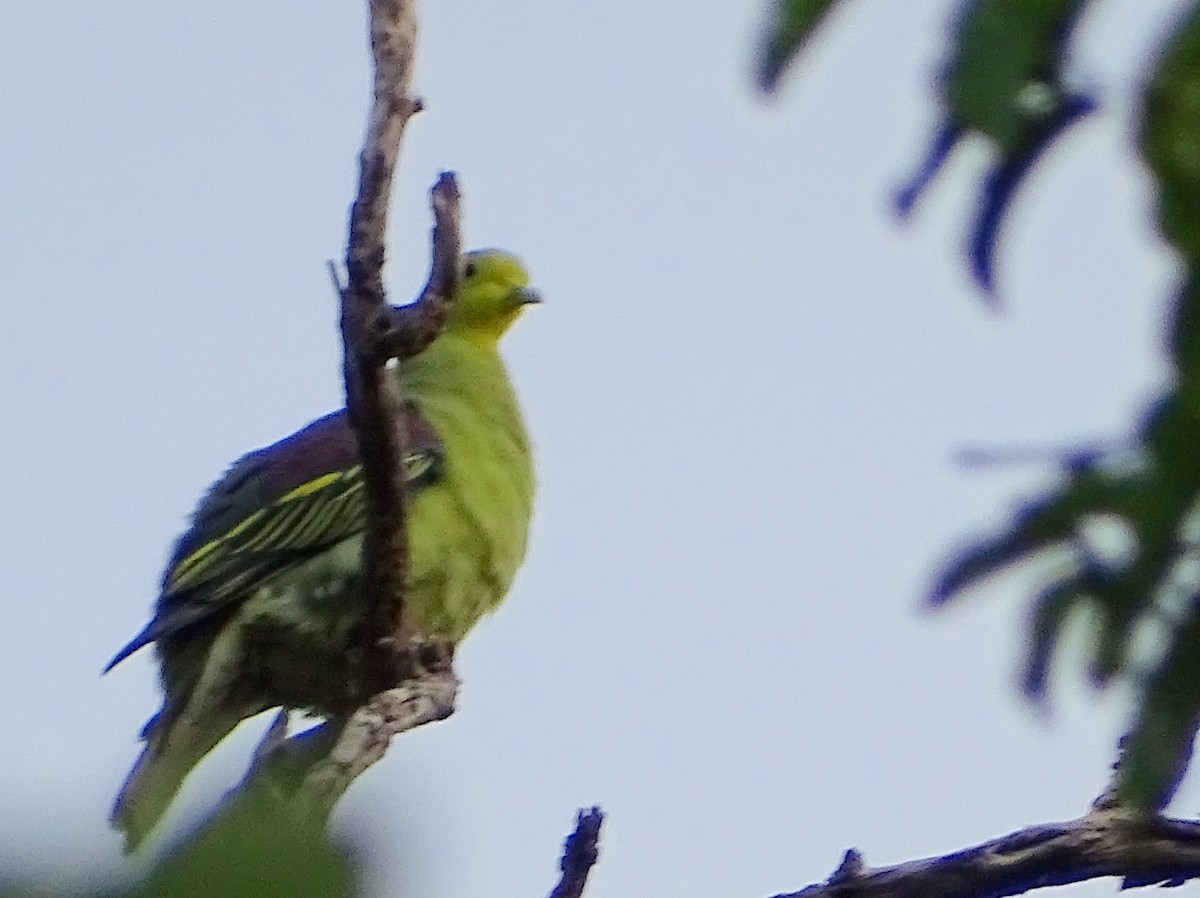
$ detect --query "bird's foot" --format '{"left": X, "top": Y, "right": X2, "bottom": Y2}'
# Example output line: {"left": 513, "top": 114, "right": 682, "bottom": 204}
{"left": 367, "top": 635, "right": 454, "bottom": 692}
{"left": 415, "top": 638, "right": 454, "bottom": 674}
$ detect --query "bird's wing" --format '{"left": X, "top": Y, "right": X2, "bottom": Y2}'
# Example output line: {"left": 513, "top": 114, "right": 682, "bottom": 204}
{"left": 104, "top": 405, "right": 443, "bottom": 670}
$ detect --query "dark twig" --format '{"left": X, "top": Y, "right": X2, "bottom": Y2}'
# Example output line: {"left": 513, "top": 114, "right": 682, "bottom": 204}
{"left": 339, "top": 0, "right": 421, "bottom": 695}
{"left": 547, "top": 807, "right": 604, "bottom": 898}
{"left": 343, "top": 173, "right": 461, "bottom": 698}
{"left": 191, "top": 0, "right": 462, "bottom": 838}
{"left": 336, "top": 0, "right": 462, "bottom": 697}
{"left": 772, "top": 807, "right": 1200, "bottom": 898}
{"left": 371, "top": 174, "right": 462, "bottom": 363}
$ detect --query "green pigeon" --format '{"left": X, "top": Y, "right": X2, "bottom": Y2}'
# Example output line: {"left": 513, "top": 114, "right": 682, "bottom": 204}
{"left": 107, "top": 249, "right": 540, "bottom": 849}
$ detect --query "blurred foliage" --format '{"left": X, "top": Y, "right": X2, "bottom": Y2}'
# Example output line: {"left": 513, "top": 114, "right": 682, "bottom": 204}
{"left": 760, "top": 0, "right": 1200, "bottom": 811}
{"left": 755, "top": 0, "right": 840, "bottom": 91}
{"left": 128, "top": 793, "right": 357, "bottom": 898}
{"left": 758, "top": 0, "right": 1096, "bottom": 294}
{"left": 0, "top": 794, "right": 359, "bottom": 898}
{"left": 916, "top": 0, "right": 1095, "bottom": 294}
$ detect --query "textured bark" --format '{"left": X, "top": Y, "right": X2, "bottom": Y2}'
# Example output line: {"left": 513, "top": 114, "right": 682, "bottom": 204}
{"left": 774, "top": 807, "right": 1200, "bottom": 898}
{"left": 298, "top": 664, "right": 459, "bottom": 818}
{"left": 241, "top": 0, "right": 465, "bottom": 820}
{"left": 336, "top": 0, "right": 462, "bottom": 697}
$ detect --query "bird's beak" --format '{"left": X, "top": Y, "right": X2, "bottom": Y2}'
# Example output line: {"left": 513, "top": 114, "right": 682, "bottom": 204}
{"left": 512, "top": 286, "right": 543, "bottom": 306}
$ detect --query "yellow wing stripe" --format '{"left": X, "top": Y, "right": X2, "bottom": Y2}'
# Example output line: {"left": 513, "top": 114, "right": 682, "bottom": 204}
{"left": 205, "top": 566, "right": 264, "bottom": 604}
{"left": 278, "top": 469, "right": 351, "bottom": 504}
{"left": 165, "top": 454, "right": 432, "bottom": 597}
{"left": 168, "top": 470, "right": 359, "bottom": 591}
{"left": 290, "top": 482, "right": 362, "bottom": 547}
{"left": 234, "top": 511, "right": 291, "bottom": 555}
{"left": 170, "top": 509, "right": 267, "bottom": 589}
{"left": 272, "top": 499, "right": 327, "bottom": 549}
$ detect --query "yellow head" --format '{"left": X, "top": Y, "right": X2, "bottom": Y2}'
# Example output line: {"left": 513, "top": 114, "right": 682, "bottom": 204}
{"left": 446, "top": 249, "right": 541, "bottom": 344}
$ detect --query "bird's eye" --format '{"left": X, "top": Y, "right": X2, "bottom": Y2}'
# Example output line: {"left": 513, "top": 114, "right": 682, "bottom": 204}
{"left": 463, "top": 262, "right": 477, "bottom": 278}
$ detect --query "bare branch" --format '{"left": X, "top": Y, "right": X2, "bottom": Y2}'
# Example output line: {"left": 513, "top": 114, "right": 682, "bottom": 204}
{"left": 342, "top": 176, "right": 462, "bottom": 698}
{"left": 339, "top": 0, "right": 421, "bottom": 696}
{"left": 773, "top": 808, "right": 1200, "bottom": 898}
{"left": 345, "top": 0, "right": 421, "bottom": 298}
{"left": 222, "top": 0, "right": 465, "bottom": 831}
{"left": 547, "top": 808, "right": 604, "bottom": 898}
{"left": 223, "top": 665, "right": 455, "bottom": 830}
{"left": 369, "top": 173, "right": 463, "bottom": 363}
{"left": 296, "top": 663, "right": 458, "bottom": 819}
{"left": 337, "top": 0, "right": 463, "bottom": 698}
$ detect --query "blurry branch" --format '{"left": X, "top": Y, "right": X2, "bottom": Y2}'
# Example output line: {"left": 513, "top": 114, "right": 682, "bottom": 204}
{"left": 952, "top": 440, "right": 1128, "bottom": 471}
{"left": 774, "top": 806, "right": 1200, "bottom": 898}
{"left": 547, "top": 808, "right": 605, "bottom": 898}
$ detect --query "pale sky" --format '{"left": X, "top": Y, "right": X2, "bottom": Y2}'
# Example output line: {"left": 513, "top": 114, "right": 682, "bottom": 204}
{"left": 3, "top": 1, "right": 1196, "bottom": 896}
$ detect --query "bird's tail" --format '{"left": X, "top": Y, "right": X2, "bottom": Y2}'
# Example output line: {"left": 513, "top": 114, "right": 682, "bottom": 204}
{"left": 110, "top": 707, "right": 240, "bottom": 852}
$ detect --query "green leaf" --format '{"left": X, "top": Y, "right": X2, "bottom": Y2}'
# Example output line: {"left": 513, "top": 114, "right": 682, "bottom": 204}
{"left": 941, "top": 0, "right": 1089, "bottom": 153}
{"left": 754, "top": 0, "right": 841, "bottom": 93}
{"left": 131, "top": 794, "right": 358, "bottom": 898}
{"left": 897, "top": 0, "right": 1095, "bottom": 293}
{"left": 1020, "top": 578, "right": 1087, "bottom": 700}
{"left": 929, "top": 467, "right": 1114, "bottom": 606}
{"left": 1095, "top": 6, "right": 1200, "bottom": 808}
{"left": 1117, "top": 614, "right": 1200, "bottom": 811}
{"left": 1140, "top": 3, "right": 1200, "bottom": 263}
